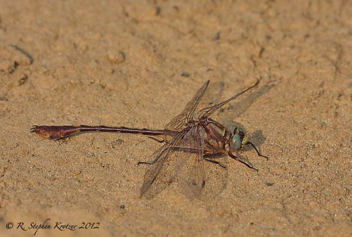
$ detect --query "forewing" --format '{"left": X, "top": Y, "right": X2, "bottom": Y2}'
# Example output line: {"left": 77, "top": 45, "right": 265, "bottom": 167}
{"left": 140, "top": 132, "right": 184, "bottom": 199}
{"left": 176, "top": 126, "right": 206, "bottom": 199}
{"left": 165, "top": 80, "right": 210, "bottom": 130}
{"left": 196, "top": 80, "right": 259, "bottom": 119}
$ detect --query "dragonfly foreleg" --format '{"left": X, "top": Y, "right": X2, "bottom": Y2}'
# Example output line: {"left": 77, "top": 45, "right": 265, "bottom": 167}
{"left": 246, "top": 142, "right": 269, "bottom": 160}
{"left": 228, "top": 152, "right": 258, "bottom": 172}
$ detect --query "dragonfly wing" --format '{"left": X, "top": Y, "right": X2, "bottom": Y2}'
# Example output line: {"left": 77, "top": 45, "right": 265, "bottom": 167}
{"left": 196, "top": 80, "right": 259, "bottom": 119}
{"left": 199, "top": 155, "right": 228, "bottom": 201}
{"left": 176, "top": 125, "right": 206, "bottom": 199}
{"left": 140, "top": 132, "right": 184, "bottom": 199}
{"left": 165, "top": 80, "right": 210, "bottom": 130}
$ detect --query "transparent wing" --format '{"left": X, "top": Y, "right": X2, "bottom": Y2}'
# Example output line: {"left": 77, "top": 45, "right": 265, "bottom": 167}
{"left": 176, "top": 126, "right": 206, "bottom": 199}
{"left": 165, "top": 80, "right": 210, "bottom": 130}
{"left": 140, "top": 132, "right": 184, "bottom": 199}
{"left": 199, "top": 155, "right": 228, "bottom": 201}
{"left": 196, "top": 80, "right": 259, "bottom": 119}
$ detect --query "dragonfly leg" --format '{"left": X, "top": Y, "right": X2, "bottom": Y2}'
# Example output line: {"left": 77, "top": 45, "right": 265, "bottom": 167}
{"left": 137, "top": 147, "right": 170, "bottom": 166}
{"left": 138, "top": 160, "right": 154, "bottom": 165}
{"left": 246, "top": 142, "right": 269, "bottom": 160}
{"left": 137, "top": 146, "right": 200, "bottom": 166}
{"left": 204, "top": 158, "right": 226, "bottom": 169}
{"left": 138, "top": 155, "right": 162, "bottom": 166}
{"left": 228, "top": 152, "right": 258, "bottom": 172}
{"left": 148, "top": 136, "right": 165, "bottom": 143}
{"left": 138, "top": 155, "right": 165, "bottom": 166}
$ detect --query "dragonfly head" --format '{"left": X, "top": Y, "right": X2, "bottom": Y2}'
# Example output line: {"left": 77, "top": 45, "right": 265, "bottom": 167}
{"left": 231, "top": 127, "right": 249, "bottom": 151}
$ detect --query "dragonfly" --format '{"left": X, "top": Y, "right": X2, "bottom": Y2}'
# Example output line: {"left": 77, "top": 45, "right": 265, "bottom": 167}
{"left": 31, "top": 80, "right": 268, "bottom": 199}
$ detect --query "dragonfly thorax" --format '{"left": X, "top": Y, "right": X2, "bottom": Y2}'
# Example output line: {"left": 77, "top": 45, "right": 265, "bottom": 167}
{"left": 231, "top": 127, "right": 249, "bottom": 151}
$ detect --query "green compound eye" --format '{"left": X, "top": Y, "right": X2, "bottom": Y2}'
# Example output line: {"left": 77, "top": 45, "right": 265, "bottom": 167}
{"left": 231, "top": 127, "right": 249, "bottom": 150}
{"left": 232, "top": 133, "right": 242, "bottom": 150}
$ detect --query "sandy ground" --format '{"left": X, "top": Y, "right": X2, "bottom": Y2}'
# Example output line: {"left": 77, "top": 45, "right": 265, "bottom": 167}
{"left": 0, "top": 0, "right": 351, "bottom": 236}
